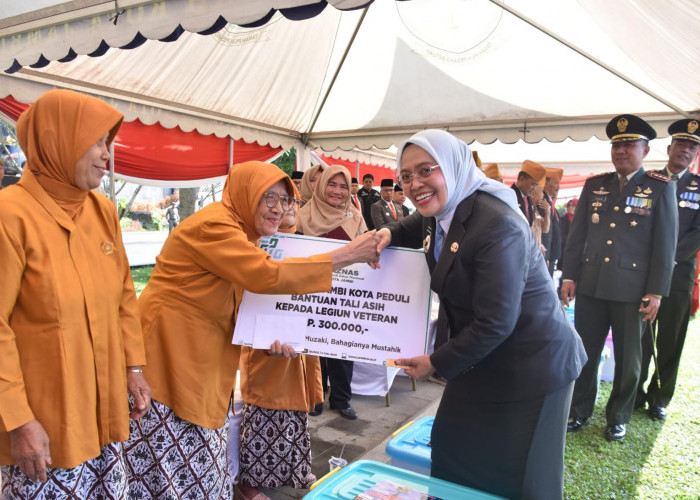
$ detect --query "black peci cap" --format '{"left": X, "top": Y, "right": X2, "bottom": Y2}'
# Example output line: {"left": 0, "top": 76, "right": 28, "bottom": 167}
{"left": 291, "top": 171, "right": 304, "bottom": 179}
{"left": 351, "top": 177, "right": 359, "bottom": 183}
{"left": 668, "top": 119, "right": 700, "bottom": 145}
{"left": 606, "top": 114, "right": 657, "bottom": 143}
{"left": 394, "top": 184, "right": 403, "bottom": 192}
{"left": 380, "top": 178, "right": 394, "bottom": 187}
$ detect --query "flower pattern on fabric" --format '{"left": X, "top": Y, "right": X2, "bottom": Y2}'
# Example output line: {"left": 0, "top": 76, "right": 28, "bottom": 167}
{"left": 1, "top": 443, "right": 127, "bottom": 500}
{"left": 238, "top": 403, "right": 314, "bottom": 489}
{"left": 123, "top": 399, "right": 231, "bottom": 500}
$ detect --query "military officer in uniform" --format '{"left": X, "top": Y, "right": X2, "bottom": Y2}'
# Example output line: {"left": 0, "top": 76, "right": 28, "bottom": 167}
{"left": 371, "top": 178, "right": 405, "bottom": 229}
{"left": 511, "top": 160, "right": 546, "bottom": 225}
{"left": 561, "top": 114, "right": 678, "bottom": 441}
{"left": 636, "top": 118, "right": 700, "bottom": 421}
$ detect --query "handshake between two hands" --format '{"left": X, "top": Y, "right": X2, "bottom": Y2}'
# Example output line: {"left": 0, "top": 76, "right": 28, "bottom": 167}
{"left": 346, "top": 228, "right": 393, "bottom": 269}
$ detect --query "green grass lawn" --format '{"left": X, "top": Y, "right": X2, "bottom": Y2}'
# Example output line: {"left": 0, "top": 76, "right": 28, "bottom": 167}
{"left": 564, "top": 318, "right": 700, "bottom": 499}
{"left": 129, "top": 264, "right": 700, "bottom": 498}
{"left": 130, "top": 265, "right": 153, "bottom": 296}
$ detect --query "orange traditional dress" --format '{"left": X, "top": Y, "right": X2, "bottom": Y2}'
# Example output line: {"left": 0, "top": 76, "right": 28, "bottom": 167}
{"left": 124, "top": 162, "right": 334, "bottom": 499}
{"left": 0, "top": 90, "right": 145, "bottom": 499}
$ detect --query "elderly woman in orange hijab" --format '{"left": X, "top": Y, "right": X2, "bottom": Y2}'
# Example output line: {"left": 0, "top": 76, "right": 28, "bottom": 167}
{"left": 0, "top": 89, "right": 151, "bottom": 498}
{"left": 235, "top": 184, "right": 319, "bottom": 499}
{"left": 297, "top": 165, "right": 367, "bottom": 420}
{"left": 125, "top": 161, "right": 379, "bottom": 499}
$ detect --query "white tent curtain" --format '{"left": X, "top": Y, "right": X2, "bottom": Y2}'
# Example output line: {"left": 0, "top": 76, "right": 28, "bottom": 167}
{"left": 1, "top": 0, "right": 698, "bottom": 152}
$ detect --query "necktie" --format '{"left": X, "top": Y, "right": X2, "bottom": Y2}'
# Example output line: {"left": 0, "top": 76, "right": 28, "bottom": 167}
{"left": 434, "top": 225, "right": 444, "bottom": 259}
{"left": 352, "top": 195, "right": 361, "bottom": 211}
{"left": 671, "top": 174, "right": 679, "bottom": 181}
{"left": 619, "top": 175, "right": 628, "bottom": 194}
{"left": 388, "top": 201, "right": 397, "bottom": 221}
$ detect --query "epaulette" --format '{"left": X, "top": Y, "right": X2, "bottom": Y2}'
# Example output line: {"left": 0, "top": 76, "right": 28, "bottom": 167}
{"left": 646, "top": 171, "right": 671, "bottom": 183}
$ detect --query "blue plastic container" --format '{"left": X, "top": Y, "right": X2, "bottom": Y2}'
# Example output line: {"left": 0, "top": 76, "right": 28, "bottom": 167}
{"left": 306, "top": 459, "right": 503, "bottom": 499}
{"left": 385, "top": 417, "right": 434, "bottom": 475}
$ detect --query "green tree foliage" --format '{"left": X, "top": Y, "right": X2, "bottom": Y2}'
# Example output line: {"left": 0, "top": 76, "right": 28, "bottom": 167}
{"left": 271, "top": 148, "right": 296, "bottom": 175}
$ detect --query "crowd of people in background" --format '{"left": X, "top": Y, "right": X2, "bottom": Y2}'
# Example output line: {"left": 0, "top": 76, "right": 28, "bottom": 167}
{"left": 1, "top": 89, "right": 699, "bottom": 500}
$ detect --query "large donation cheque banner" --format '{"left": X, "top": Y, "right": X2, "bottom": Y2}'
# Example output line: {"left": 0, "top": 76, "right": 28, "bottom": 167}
{"left": 233, "top": 233, "right": 432, "bottom": 365}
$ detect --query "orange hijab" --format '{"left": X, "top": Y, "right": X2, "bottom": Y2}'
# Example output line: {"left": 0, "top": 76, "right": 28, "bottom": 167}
{"left": 298, "top": 164, "right": 366, "bottom": 238}
{"left": 221, "top": 161, "right": 295, "bottom": 242}
{"left": 16, "top": 89, "right": 123, "bottom": 218}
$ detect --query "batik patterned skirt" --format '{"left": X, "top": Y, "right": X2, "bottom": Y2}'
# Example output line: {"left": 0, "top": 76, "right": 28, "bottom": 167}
{"left": 123, "top": 399, "right": 231, "bottom": 500}
{"left": 238, "top": 403, "right": 314, "bottom": 489}
{"left": 1, "top": 442, "right": 127, "bottom": 499}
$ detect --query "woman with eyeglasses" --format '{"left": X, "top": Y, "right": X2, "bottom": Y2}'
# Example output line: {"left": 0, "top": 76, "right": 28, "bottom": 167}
{"left": 296, "top": 165, "right": 368, "bottom": 421}
{"left": 125, "top": 161, "right": 380, "bottom": 499}
{"left": 376, "top": 130, "right": 586, "bottom": 500}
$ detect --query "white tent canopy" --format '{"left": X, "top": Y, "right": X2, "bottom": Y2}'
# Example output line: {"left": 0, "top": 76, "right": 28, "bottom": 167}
{"left": 1, "top": 0, "right": 698, "bottom": 156}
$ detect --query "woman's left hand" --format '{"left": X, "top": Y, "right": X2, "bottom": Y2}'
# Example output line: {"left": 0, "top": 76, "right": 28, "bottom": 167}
{"left": 127, "top": 371, "right": 152, "bottom": 420}
{"left": 394, "top": 355, "right": 435, "bottom": 380}
{"left": 269, "top": 340, "right": 298, "bottom": 358}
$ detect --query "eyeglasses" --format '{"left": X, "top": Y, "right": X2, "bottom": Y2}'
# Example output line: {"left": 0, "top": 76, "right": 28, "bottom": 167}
{"left": 397, "top": 165, "right": 441, "bottom": 187}
{"left": 262, "top": 192, "right": 297, "bottom": 210}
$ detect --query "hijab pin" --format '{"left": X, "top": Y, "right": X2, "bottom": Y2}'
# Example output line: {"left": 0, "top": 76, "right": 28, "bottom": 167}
{"left": 450, "top": 242, "right": 459, "bottom": 253}
{"left": 101, "top": 241, "right": 115, "bottom": 255}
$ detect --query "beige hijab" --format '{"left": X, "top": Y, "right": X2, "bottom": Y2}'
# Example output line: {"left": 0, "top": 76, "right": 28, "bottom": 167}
{"left": 297, "top": 165, "right": 366, "bottom": 238}
{"left": 299, "top": 164, "right": 324, "bottom": 205}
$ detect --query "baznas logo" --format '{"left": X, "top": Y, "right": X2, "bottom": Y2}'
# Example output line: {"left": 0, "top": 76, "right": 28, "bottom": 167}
{"left": 334, "top": 268, "right": 359, "bottom": 277}
{"left": 260, "top": 236, "right": 284, "bottom": 260}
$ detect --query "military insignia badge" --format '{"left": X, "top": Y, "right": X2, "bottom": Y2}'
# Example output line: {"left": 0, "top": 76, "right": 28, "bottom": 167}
{"left": 643, "top": 187, "right": 652, "bottom": 194}
{"left": 101, "top": 241, "right": 114, "bottom": 255}
{"left": 689, "top": 121, "right": 699, "bottom": 134}
{"left": 630, "top": 220, "right": 638, "bottom": 227}
{"left": 450, "top": 242, "right": 459, "bottom": 253}
{"left": 617, "top": 117, "right": 628, "bottom": 133}
{"left": 591, "top": 213, "right": 600, "bottom": 224}
{"left": 593, "top": 188, "right": 610, "bottom": 195}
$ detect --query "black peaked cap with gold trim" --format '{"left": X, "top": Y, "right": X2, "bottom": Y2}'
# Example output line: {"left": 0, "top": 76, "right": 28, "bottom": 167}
{"left": 668, "top": 118, "right": 700, "bottom": 145}
{"left": 606, "top": 114, "right": 657, "bottom": 143}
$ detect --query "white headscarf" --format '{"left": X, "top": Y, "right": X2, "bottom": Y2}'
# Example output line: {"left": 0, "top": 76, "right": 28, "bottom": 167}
{"left": 396, "top": 129, "right": 525, "bottom": 222}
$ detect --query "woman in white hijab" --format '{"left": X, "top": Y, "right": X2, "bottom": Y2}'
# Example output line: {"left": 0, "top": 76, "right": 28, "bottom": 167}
{"left": 376, "top": 129, "right": 586, "bottom": 500}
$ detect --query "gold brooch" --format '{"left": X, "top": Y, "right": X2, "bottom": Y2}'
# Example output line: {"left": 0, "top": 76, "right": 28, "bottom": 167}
{"left": 423, "top": 235, "right": 431, "bottom": 254}
{"left": 101, "top": 241, "right": 114, "bottom": 255}
{"left": 450, "top": 242, "right": 459, "bottom": 253}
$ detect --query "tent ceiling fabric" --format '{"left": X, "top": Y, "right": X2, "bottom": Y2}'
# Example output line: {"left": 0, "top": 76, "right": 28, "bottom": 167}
{"left": 0, "top": 0, "right": 698, "bottom": 152}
